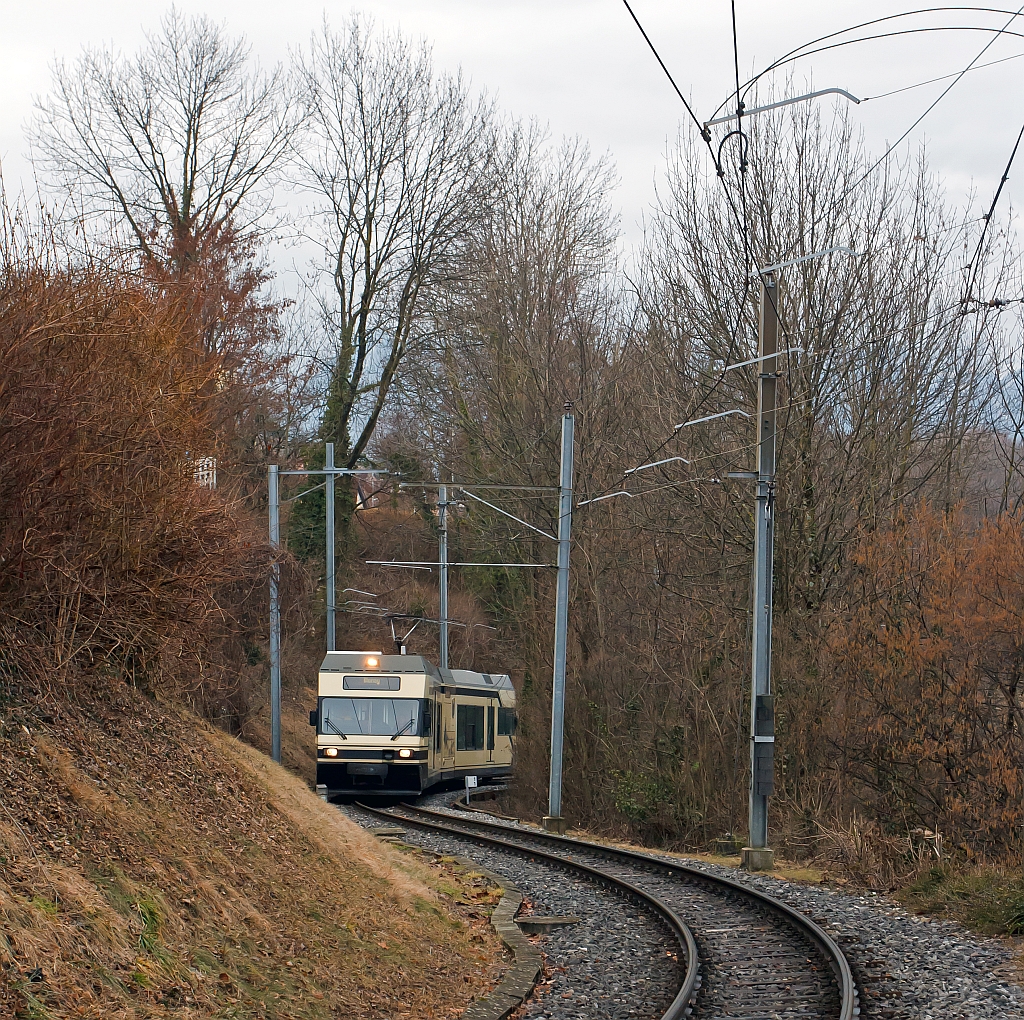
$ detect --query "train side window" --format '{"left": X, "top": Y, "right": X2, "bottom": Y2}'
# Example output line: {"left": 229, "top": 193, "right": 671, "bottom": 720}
{"left": 434, "top": 703, "right": 442, "bottom": 751}
{"left": 456, "top": 704, "right": 484, "bottom": 751}
{"left": 421, "top": 700, "right": 432, "bottom": 736}
{"left": 497, "top": 707, "right": 517, "bottom": 736}
{"left": 487, "top": 705, "right": 495, "bottom": 750}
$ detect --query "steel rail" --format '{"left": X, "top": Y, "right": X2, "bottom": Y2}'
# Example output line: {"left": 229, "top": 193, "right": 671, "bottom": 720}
{"left": 355, "top": 802, "right": 701, "bottom": 1020}
{"left": 399, "top": 802, "right": 858, "bottom": 1020}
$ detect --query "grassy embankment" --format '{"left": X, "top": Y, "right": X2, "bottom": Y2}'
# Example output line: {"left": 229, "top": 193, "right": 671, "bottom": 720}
{"left": 0, "top": 679, "right": 505, "bottom": 1018}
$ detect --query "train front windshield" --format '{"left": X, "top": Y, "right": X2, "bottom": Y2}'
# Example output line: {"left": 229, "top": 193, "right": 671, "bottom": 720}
{"left": 320, "top": 697, "right": 424, "bottom": 737}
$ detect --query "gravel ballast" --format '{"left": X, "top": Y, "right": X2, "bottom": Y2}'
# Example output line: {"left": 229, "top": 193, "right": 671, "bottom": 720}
{"left": 346, "top": 804, "right": 684, "bottom": 1020}
{"left": 422, "top": 791, "right": 1024, "bottom": 1020}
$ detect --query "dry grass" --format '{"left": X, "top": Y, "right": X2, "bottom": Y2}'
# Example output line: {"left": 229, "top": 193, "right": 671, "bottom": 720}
{"left": 468, "top": 808, "right": 826, "bottom": 886}
{"left": 0, "top": 678, "right": 505, "bottom": 1018}
{"left": 896, "top": 862, "right": 1024, "bottom": 936}
{"left": 569, "top": 832, "right": 825, "bottom": 885}
{"left": 241, "top": 680, "right": 319, "bottom": 787}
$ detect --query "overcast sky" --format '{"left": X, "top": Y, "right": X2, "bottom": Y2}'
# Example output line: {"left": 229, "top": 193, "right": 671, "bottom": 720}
{"left": 2, "top": 1, "right": 1021, "bottom": 264}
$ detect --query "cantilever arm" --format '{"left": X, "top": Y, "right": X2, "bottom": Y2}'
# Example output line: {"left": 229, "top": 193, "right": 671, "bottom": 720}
{"left": 705, "top": 88, "right": 859, "bottom": 128}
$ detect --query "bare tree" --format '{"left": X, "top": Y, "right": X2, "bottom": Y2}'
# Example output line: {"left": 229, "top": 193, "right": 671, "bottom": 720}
{"left": 31, "top": 8, "right": 292, "bottom": 272}
{"left": 295, "top": 17, "right": 492, "bottom": 468}
{"left": 636, "top": 107, "right": 1014, "bottom": 614}
{"left": 389, "top": 101, "right": 1024, "bottom": 848}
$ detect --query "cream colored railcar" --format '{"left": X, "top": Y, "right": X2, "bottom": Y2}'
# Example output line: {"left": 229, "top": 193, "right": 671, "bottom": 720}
{"left": 311, "top": 651, "right": 516, "bottom": 797}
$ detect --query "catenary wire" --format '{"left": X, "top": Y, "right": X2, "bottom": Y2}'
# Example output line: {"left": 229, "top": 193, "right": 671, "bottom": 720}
{"left": 836, "top": 11, "right": 1024, "bottom": 196}
{"left": 706, "top": 7, "right": 1024, "bottom": 122}
{"left": 962, "top": 118, "right": 1024, "bottom": 306}
{"left": 620, "top": 0, "right": 707, "bottom": 138}
{"left": 713, "top": 9, "right": 1023, "bottom": 404}
{"left": 612, "top": 4, "right": 1020, "bottom": 508}
{"left": 709, "top": 7, "right": 1024, "bottom": 266}
{"left": 861, "top": 48, "right": 1024, "bottom": 100}
{"left": 616, "top": 0, "right": 756, "bottom": 503}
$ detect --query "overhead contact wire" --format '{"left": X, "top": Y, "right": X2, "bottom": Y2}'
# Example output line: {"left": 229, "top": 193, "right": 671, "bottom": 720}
{"left": 963, "top": 117, "right": 1024, "bottom": 306}
{"left": 607, "top": 0, "right": 756, "bottom": 508}
{"left": 620, "top": 0, "right": 708, "bottom": 138}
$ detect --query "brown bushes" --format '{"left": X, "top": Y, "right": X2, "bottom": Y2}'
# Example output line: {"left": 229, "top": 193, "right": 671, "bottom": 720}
{"left": 0, "top": 217, "right": 270, "bottom": 709}
{"left": 826, "top": 505, "right": 1024, "bottom": 853}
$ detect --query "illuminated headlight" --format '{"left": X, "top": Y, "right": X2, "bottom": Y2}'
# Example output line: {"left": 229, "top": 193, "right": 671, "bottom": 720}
{"left": 324, "top": 747, "right": 339, "bottom": 758}
{"left": 365, "top": 656, "right": 379, "bottom": 668}
{"left": 398, "top": 748, "right": 412, "bottom": 759}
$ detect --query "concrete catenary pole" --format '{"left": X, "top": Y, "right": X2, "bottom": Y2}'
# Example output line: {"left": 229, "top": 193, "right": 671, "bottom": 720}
{"left": 325, "top": 443, "right": 336, "bottom": 653}
{"left": 545, "top": 411, "right": 575, "bottom": 833}
{"left": 439, "top": 484, "right": 449, "bottom": 669}
{"left": 745, "top": 274, "right": 778, "bottom": 870}
{"left": 268, "top": 464, "right": 282, "bottom": 764}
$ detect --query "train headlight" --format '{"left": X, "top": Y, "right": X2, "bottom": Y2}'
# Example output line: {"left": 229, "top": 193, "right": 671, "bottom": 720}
{"left": 398, "top": 748, "right": 412, "bottom": 759}
{"left": 324, "top": 747, "right": 339, "bottom": 758}
{"left": 365, "top": 656, "right": 379, "bottom": 668}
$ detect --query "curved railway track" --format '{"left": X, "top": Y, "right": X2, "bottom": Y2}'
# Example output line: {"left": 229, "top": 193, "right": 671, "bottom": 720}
{"left": 355, "top": 801, "right": 858, "bottom": 1020}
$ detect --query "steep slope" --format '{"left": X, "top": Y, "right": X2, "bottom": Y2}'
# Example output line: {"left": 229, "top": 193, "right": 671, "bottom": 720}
{"left": 0, "top": 678, "right": 504, "bottom": 1018}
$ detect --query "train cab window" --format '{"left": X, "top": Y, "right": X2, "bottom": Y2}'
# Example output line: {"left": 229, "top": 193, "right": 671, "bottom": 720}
{"left": 487, "top": 705, "right": 496, "bottom": 750}
{"left": 497, "top": 707, "right": 517, "bottom": 736}
{"left": 456, "top": 704, "right": 485, "bottom": 751}
{"left": 320, "top": 697, "right": 426, "bottom": 737}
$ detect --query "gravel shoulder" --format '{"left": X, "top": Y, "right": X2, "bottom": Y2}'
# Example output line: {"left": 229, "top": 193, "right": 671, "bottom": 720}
{"left": 422, "top": 792, "right": 1024, "bottom": 1020}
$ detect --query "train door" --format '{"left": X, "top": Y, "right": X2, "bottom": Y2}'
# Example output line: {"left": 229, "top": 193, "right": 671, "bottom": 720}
{"left": 438, "top": 690, "right": 456, "bottom": 769}
{"left": 486, "top": 702, "right": 496, "bottom": 764}
{"left": 429, "top": 692, "right": 442, "bottom": 778}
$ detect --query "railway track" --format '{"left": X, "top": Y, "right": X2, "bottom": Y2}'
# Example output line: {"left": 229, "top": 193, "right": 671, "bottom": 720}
{"left": 355, "top": 801, "right": 858, "bottom": 1020}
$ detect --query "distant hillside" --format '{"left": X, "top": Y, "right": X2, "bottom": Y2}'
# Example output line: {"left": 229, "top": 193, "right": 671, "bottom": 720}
{"left": 0, "top": 678, "right": 504, "bottom": 1018}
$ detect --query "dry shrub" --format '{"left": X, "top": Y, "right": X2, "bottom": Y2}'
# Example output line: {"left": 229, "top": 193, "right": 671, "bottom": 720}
{"left": 811, "top": 814, "right": 943, "bottom": 891}
{"left": 827, "top": 505, "right": 1024, "bottom": 853}
{"left": 0, "top": 208, "right": 271, "bottom": 708}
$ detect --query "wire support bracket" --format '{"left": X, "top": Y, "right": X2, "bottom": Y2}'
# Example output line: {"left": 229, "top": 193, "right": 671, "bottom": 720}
{"left": 705, "top": 88, "right": 860, "bottom": 128}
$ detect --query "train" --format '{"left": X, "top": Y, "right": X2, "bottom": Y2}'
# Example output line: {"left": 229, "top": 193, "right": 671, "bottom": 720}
{"left": 311, "top": 650, "right": 517, "bottom": 798}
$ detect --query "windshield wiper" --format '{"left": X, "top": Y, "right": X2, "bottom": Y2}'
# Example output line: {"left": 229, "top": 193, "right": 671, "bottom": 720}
{"left": 323, "top": 718, "right": 348, "bottom": 739}
{"left": 391, "top": 717, "right": 415, "bottom": 741}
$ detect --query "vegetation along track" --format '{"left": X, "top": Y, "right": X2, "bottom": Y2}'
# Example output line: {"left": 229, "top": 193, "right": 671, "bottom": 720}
{"left": 357, "top": 802, "right": 858, "bottom": 1020}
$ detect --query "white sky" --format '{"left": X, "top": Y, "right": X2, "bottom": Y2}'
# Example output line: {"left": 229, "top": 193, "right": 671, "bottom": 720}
{"left": 2, "top": 1, "right": 1021, "bottom": 271}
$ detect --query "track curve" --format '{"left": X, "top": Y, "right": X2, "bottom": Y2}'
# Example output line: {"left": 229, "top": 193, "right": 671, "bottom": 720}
{"left": 357, "top": 800, "right": 701, "bottom": 1019}
{"left": 366, "top": 801, "right": 858, "bottom": 1020}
